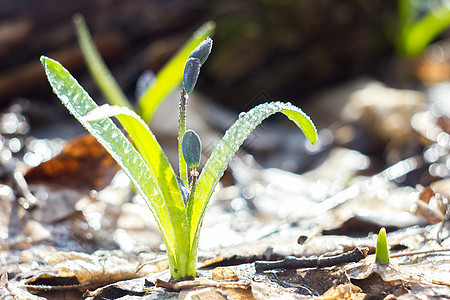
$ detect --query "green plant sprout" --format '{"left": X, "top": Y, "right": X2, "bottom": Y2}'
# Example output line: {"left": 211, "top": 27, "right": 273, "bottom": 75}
{"left": 73, "top": 14, "right": 215, "bottom": 123}
{"left": 40, "top": 38, "right": 317, "bottom": 279}
{"left": 397, "top": 0, "right": 450, "bottom": 57}
{"left": 375, "top": 227, "right": 390, "bottom": 264}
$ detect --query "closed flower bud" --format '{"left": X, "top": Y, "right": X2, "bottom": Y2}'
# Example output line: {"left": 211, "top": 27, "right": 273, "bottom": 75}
{"left": 182, "top": 58, "right": 201, "bottom": 94}
{"left": 182, "top": 130, "right": 202, "bottom": 169}
{"left": 189, "top": 37, "right": 213, "bottom": 65}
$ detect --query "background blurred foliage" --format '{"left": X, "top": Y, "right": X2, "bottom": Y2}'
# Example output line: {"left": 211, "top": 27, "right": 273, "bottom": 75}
{"left": 4, "top": 0, "right": 450, "bottom": 111}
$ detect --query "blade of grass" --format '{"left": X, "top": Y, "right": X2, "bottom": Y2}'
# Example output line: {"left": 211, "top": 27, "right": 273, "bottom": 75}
{"left": 40, "top": 56, "right": 183, "bottom": 274}
{"left": 187, "top": 101, "right": 317, "bottom": 256}
{"left": 137, "top": 21, "right": 215, "bottom": 123}
{"left": 403, "top": 5, "right": 450, "bottom": 57}
{"left": 73, "top": 14, "right": 132, "bottom": 108}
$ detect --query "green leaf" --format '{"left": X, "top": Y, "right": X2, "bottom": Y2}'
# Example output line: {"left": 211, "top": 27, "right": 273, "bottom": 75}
{"left": 73, "top": 14, "right": 132, "bottom": 108}
{"left": 403, "top": 5, "right": 450, "bottom": 57}
{"left": 40, "top": 56, "right": 185, "bottom": 275}
{"left": 397, "top": 1, "right": 450, "bottom": 57}
{"left": 84, "top": 104, "right": 185, "bottom": 213}
{"left": 137, "top": 21, "right": 215, "bottom": 123}
{"left": 375, "top": 227, "right": 390, "bottom": 264}
{"left": 84, "top": 104, "right": 190, "bottom": 276}
{"left": 188, "top": 101, "right": 317, "bottom": 249}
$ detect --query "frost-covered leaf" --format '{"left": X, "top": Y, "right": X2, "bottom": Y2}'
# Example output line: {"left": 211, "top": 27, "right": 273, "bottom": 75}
{"left": 188, "top": 101, "right": 317, "bottom": 248}
{"left": 40, "top": 56, "right": 179, "bottom": 265}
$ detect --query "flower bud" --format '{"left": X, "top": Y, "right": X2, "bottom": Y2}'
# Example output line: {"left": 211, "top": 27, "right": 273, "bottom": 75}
{"left": 182, "top": 58, "right": 201, "bottom": 94}
{"left": 182, "top": 130, "right": 202, "bottom": 169}
{"left": 189, "top": 37, "right": 213, "bottom": 65}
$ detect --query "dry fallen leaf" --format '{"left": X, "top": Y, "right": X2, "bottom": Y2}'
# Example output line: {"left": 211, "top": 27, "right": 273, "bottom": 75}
{"left": 317, "top": 283, "right": 365, "bottom": 300}
{"left": 211, "top": 267, "right": 239, "bottom": 281}
{"left": 344, "top": 255, "right": 450, "bottom": 297}
{"left": 23, "top": 250, "right": 155, "bottom": 292}
{"left": 25, "top": 134, "right": 119, "bottom": 191}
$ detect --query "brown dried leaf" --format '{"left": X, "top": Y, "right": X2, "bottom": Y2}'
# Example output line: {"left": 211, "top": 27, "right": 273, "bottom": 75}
{"left": 179, "top": 286, "right": 254, "bottom": 300}
{"left": 1, "top": 280, "right": 46, "bottom": 300}
{"left": 179, "top": 287, "right": 229, "bottom": 300}
{"left": 419, "top": 186, "right": 435, "bottom": 204}
{"left": 317, "top": 283, "right": 365, "bottom": 300}
{"left": 211, "top": 267, "right": 239, "bottom": 281}
{"left": 251, "top": 280, "right": 304, "bottom": 300}
{"left": 344, "top": 255, "right": 450, "bottom": 297}
{"left": 24, "top": 250, "right": 153, "bottom": 292}
{"left": 49, "top": 250, "right": 146, "bottom": 285}
{"left": 25, "top": 134, "right": 119, "bottom": 191}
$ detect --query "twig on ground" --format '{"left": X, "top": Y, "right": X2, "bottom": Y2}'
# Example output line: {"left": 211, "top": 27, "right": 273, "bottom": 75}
{"left": 154, "top": 278, "right": 251, "bottom": 291}
{"left": 254, "top": 247, "right": 368, "bottom": 272}
{"left": 390, "top": 248, "right": 450, "bottom": 258}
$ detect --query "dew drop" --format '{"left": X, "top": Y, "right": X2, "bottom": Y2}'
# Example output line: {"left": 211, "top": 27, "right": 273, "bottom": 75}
{"left": 110, "top": 130, "right": 120, "bottom": 139}
{"left": 60, "top": 95, "right": 69, "bottom": 104}
{"left": 238, "top": 112, "right": 246, "bottom": 119}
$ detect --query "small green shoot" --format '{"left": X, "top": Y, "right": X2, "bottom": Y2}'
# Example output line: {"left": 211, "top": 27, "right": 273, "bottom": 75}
{"left": 73, "top": 14, "right": 132, "bottom": 109}
{"left": 375, "top": 227, "right": 390, "bottom": 264}
{"left": 397, "top": 0, "right": 450, "bottom": 57}
{"left": 41, "top": 36, "right": 317, "bottom": 279}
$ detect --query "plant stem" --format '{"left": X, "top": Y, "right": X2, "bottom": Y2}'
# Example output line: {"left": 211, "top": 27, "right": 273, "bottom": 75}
{"left": 174, "top": 169, "right": 199, "bottom": 279}
{"left": 178, "top": 89, "right": 188, "bottom": 184}
{"left": 188, "top": 169, "right": 199, "bottom": 204}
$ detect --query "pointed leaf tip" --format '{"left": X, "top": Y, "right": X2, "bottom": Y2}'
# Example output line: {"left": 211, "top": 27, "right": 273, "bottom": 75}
{"left": 188, "top": 101, "right": 318, "bottom": 247}
{"left": 375, "top": 227, "right": 390, "bottom": 264}
{"left": 72, "top": 13, "right": 83, "bottom": 25}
